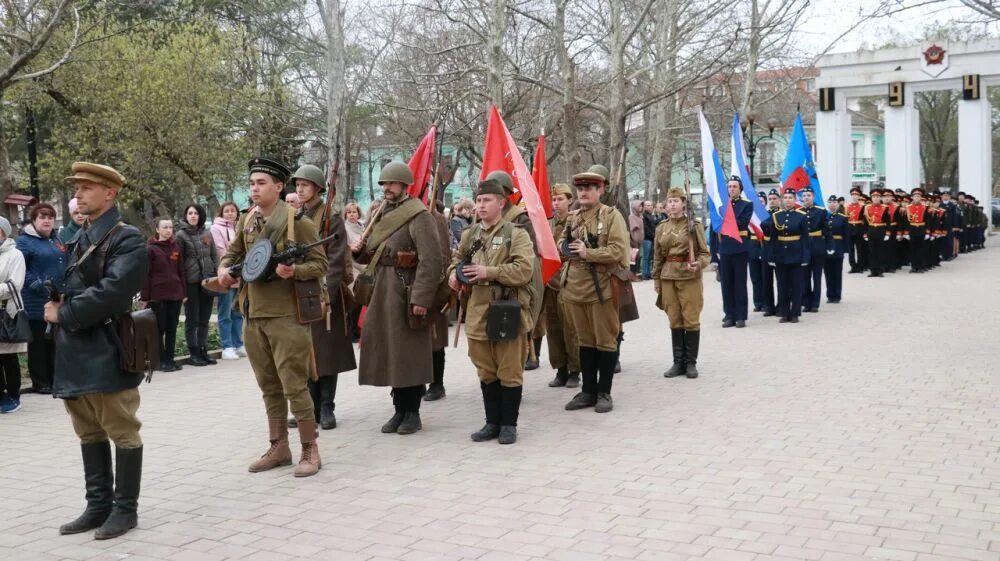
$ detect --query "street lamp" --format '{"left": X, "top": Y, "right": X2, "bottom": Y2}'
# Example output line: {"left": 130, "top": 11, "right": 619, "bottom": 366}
{"left": 740, "top": 115, "right": 778, "bottom": 184}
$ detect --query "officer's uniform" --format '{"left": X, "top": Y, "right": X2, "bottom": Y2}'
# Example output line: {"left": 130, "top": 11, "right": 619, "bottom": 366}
{"left": 545, "top": 184, "right": 581, "bottom": 388}
{"left": 905, "top": 188, "right": 929, "bottom": 273}
{"left": 885, "top": 195, "right": 902, "bottom": 272}
{"left": 653, "top": 186, "right": 710, "bottom": 379}
{"left": 55, "top": 162, "right": 149, "bottom": 540}
{"left": 799, "top": 189, "right": 832, "bottom": 313}
{"left": 714, "top": 189, "right": 753, "bottom": 327}
{"left": 221, "top": 158, "right": 328, "bottom": 477}
{"left": 451, "top": 179, "right": 535, "bottom": 444}
{"left": 845, "top": 188, "right": 868, "bottom": 272}
{"left": 560, "top": 172, "right": 629, "bottom": 413}
{"left": 763, "top": 190, "right": 809, "bottom": 323}
{"left": 823, "top": 196, "right": 850, "bottom": 303}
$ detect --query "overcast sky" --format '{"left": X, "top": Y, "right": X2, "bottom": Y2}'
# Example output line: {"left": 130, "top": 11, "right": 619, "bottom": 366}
{"left": 796, "top": 0, "right": 999, "bottom": 55}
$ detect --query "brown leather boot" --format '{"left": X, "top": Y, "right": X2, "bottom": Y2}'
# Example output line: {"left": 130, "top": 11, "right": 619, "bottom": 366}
{"left": 248, "top": 418, "right": 293, "bottom": 473}
{"left": 294, "top": 419, "right": 321, "bottom": 478}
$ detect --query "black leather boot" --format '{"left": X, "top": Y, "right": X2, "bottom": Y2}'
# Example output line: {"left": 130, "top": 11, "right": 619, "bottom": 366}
{"left": 382, "top": 389, "right": 405, "bottom": 433}
{"left": 187, "top": 346, "right": 208, "bottom": 367}
{"left": 471, "top": 382, "right": 501, "bottom": 442}
{"left": 684, "top": 330, "right": 701, "bottom": 378}
{"left": 424, "top": 349, "right": 447, "bottom": 401}
{"left": 319, "top": 376, "right": 336, "bottom": 430}
{"left": 498, "top": 385, "right": 522, "bottom": 444}
{"left": 566, "top": 347, "right": 598, "bottom": 410}
{"left": 59, "top": 441, "right": 113, "bottom": 535}
{"left": 548, "top": 367, "right": 568, "bottom": 387}
{"left": 201, "top": 346, "right": 218, "bottom": 365}
{"left": 94, "top": 446, "right": 142, "bottom": 540}
{"left": 663, "top": 329, "right": 685, "bottom": 378}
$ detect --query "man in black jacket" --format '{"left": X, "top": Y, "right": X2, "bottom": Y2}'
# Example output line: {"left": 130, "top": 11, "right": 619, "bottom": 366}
{"left": 45, "top": 162, "right": 149, "bottom": 541}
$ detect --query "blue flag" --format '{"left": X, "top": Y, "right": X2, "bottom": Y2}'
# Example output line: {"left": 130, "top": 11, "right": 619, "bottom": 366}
{"left": 779, "top": 113, "right": 823, "bottom": 202}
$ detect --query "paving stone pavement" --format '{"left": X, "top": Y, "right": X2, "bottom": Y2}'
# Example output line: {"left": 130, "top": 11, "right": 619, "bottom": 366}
{"left": 2, "top": 245, "right": 999, "bottom": 561}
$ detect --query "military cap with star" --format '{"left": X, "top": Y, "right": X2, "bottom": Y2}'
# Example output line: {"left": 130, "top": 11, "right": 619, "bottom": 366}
{"left": 572, "top": 171, "right": 606, "bottom": 186}
{"left": 552, "top": 183, "right": 573, "bottom": 198}
{"left": 768, "top": 188, "right": 780, "bottom": 197}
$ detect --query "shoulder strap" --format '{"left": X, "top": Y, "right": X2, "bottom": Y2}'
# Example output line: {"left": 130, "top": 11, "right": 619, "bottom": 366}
{"left": 68, "top": 221, "right": 125, "bottom": 274}
{"left": 4, "top": 280, "right": 24, "bottom": 311}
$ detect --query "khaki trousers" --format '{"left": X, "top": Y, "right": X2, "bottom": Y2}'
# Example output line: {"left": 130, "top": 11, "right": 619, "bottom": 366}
{"left": 468, "top": 337, "right": 528, "bottom": 387}
{"left": 543, "top": 289, "right": 580, "bottom": 371}
{"left": 245, "top": 316, "right": 315, "bottom": 422}
{"left": 562, "top": 298, "right": 621, "bottom": 352}
{"left": 64, "top": 388, "right": 142, "bottom": 448}
{"left": 661, "top": 278, "right": 704, "bottom": 330}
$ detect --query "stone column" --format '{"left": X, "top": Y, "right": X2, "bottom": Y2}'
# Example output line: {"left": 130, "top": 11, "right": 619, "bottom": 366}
{"left": 958, "top": 95, "right": 993, "bottom": 228}
{"left": 816, "top": 89, "right": 852, "bottom": 197}
{"left": 884, "top": 102, "right": 921, "bottom": 191}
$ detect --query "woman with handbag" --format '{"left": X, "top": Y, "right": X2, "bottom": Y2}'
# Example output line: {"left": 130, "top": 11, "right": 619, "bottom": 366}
{"left": 16, "top": 203, "right": 66, "bottom": 394}
{"left": 174, "top": 204, "right": 219, "bottom": 366}
{"left": 0, "top": 216, "right": 28, "bottom": 413}
{"left": 211, "top": 202, "right": 245, "bottom": 361}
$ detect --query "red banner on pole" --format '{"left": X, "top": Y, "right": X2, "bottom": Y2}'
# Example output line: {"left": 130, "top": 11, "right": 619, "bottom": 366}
{"left": 406, "top": 126, "right": 436, "bottom": 203}
{"left": 478, "top": 105, "right": 560, "bottom": 284}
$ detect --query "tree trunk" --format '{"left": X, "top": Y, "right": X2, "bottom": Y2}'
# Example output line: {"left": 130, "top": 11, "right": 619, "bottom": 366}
{"left": 740, "top": 0, "right": 761, "bottom": 117}
{"left": 487, "top": 0, "right": 506, "bottom": 112}
{"left": 554, "top": 0, "right": 579, "bottom": 178}
{"left": 0, "top": 107, "right": 17, "bottom": 221}
{"left": 608, "top": 0, "right": 628, "bottom": 212}
{"left": 319, "top": 0, "right": 347, "bottom": 206}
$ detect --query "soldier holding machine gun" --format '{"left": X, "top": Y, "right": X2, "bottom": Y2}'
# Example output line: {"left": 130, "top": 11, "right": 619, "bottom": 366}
{"left": 216, "top": 158, "right": 328, "bottom": 478}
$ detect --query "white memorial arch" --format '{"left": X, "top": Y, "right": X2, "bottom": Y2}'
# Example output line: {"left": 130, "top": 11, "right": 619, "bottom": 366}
{"left": 815, "top": 39, "right": 997, "bottom": 227}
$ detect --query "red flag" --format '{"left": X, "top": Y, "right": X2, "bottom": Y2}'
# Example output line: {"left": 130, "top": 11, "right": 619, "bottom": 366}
{"left": 532, "top": 134, "right": 553, "bottom": 219}
{"left": 479, "top": 105, "right": 560, "bottom": 284}
{"left": 406, "top": 126, "right": 436, "bottom": 203}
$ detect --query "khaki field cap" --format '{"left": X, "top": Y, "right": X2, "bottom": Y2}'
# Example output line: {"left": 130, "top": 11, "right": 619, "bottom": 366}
{"left": 475, "top": 178, "right": 506, "bottom": 198}
{"left": 552, "top": 183, "right": 573, "bottom": 198}
{"left": 666, "top": 187, "right": 686, "bottom": 200}
{"left": 66, "top": 162, "right": 126, "bottom": 189}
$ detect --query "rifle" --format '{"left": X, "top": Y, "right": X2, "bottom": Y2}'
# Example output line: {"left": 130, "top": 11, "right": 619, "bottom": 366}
{"left": 560, "top": 223, "right": 604, "bottom": 304}
{"left": 683, "top": 165, "right": 696, "bottom": 265}
{"left": 44, "top": 280, "right": 60, "bottom": 339}
{"left": 322, "top": 143, "right": 342, "bottom": 238}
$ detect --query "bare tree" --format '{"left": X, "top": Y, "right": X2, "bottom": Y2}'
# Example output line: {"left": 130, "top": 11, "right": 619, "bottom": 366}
{"left": 0, "top": 0, "right": 79, "bottom": 218}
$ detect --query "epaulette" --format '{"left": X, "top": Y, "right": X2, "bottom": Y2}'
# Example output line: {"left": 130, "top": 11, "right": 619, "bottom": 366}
{"left": 795, "top": 209, "right": 807, "bottom": 215}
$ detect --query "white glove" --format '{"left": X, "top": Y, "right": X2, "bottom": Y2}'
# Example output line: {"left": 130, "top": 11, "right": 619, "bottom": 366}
{"left": 801, "top": 262, "right": 808, "bottom": 267}
{"left": 768, "top": 262, "right": 776, "bottom": 268}
{"left": 826, "top": 250, "right": 834, "bottom": 255}
{"left": 904, "top": 234, "right": 910, "bottom": 240}
{"left": 884, "top": 235, "right": 890, "bottom": 241}
{"left": 925, "top": 234, "right": 930, "bottom": 240}
{"left": 863, "top": 235, "right": 868, "bottom": 241}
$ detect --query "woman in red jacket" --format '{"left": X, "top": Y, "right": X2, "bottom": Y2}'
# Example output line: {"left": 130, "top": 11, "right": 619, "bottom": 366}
{"left": 139, "top": 218, "right": 186, "bottom": 372}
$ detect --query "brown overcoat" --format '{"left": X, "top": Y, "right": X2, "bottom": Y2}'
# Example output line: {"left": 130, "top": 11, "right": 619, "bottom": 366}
{"left": 429, "top": 211, "right": 451, "bottom": 351}
{"left": 354, "top": 198, "right": 443, "bottom": 387}
{"left": 303, "top": 202, "right": 357, "bottom": 377}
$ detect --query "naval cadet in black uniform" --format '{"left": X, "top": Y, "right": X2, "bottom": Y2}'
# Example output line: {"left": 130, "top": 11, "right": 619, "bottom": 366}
{"left": 823, "top": 195, "right": 849, "bottom": 304}
{"left": 763, "top": 188, "right": 809, "bottom": 324}
{"left": 798, "top": 186, "right": 832, "bottom": 313}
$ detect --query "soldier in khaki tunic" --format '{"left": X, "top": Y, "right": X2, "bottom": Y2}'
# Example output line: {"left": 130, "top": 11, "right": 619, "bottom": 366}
{"left": 286, "top": 165, "right": 356, "bottom": 430}
{"left": 48, "top": 163, "right": 148, "bottom": 540}
{"left": 561, "top": 171, "right": 630, "bottom": 413}
{"left": 217, "top": 158, "right": 328, "bottom": 478}
{"left": 351, "top": 162, "right": 443, "bottom": 435}
{"left": 652, "top": 187, "right": 710, "bottom": 379}
{"left": 485, "top": 170, "right": 545, "bottom": 370}
{"left": 545, "top": 184, "right": 581, "bottom": 388}
{"left": 448, "top": 179, "right": 535, "bottom": 444}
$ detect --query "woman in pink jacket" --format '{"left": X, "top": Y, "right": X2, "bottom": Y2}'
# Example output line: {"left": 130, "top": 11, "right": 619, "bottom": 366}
{"left": 211, "top": 202, "right": 244, "bottom": 360}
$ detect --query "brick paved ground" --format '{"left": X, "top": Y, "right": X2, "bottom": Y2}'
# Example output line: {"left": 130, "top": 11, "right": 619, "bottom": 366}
{"left": 2, "top": 245, "right": 998, "bottom": 561}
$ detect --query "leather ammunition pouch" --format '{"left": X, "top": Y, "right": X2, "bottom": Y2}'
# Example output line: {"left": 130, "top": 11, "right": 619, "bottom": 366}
{"left": 395, "top": 250, "right": 418, "bottom": 269}
{"left": 294, "top": 279, "right": 324, "bottom": 324}
{"left": 486, "top": 289, "right": 522, "bottom": 341}
{"left": 611, "top": 269, "right": 639, "bottom": 323}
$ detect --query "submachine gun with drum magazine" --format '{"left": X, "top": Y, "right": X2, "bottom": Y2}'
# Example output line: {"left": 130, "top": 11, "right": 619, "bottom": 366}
{"left": 202, "top": 233, "right": 340, "bottom": 293}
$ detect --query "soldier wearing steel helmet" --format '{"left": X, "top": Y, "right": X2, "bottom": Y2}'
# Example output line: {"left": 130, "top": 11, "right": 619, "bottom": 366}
{"left": 350, "top": 161, "right": 443, "bottom": 435}
{"left": 282, "top": 164, "right": 356, "bottom": 432}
